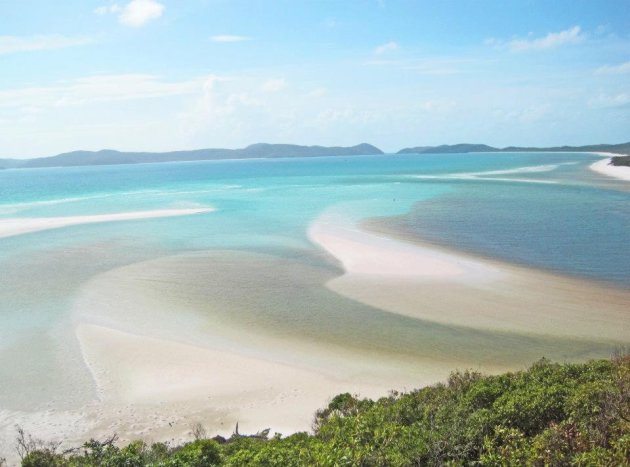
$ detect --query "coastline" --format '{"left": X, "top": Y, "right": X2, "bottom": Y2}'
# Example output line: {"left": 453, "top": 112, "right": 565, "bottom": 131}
{"left": 3, "top": 320, "right": 441, "bottom": 463}
{"left": 1, "top": 152, "right": 629, "bottom": 461}
{"left": 308, "top": 212, "right": 630, "bottom": 341}
{"left": 7, "top": 211, "right": 624, "bottom": 458}
{"left": 589, "top": 154, "right": 630, "bottom": 182}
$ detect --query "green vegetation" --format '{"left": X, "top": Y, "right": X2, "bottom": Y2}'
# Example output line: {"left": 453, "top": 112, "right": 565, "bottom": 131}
{"left": 11, "top": 355, "right": 630, "bottom": 466}
{"left": 611, "top": 155, "right": 630, "bottom": 167}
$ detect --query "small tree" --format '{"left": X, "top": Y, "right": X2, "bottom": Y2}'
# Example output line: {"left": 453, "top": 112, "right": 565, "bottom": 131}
{"left": 190, "top": 422, "right": 207, "bottom": 440}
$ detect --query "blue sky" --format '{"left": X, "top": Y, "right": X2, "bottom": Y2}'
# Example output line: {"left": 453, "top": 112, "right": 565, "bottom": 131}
{"left": 1, "top": 0, "right": 629, "bottom": 158}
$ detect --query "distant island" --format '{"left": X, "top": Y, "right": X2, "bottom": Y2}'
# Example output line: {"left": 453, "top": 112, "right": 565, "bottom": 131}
{"left": 0, "top": 143, "right": 383, "bottom": 170}
{"left": 396, "top": 141, "right": 630, "bottom": 155}
{"left": 1, "top": 141, "right": 630, "bottom": 170}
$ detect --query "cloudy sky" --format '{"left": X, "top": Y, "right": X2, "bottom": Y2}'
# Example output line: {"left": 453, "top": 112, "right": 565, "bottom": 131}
{"left": 1, "top": 0, "right": 629, "bottom": 158}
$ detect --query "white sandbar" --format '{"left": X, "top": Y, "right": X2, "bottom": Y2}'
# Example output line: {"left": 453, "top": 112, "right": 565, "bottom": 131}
{"left": 308, "top": 212, "right": 630, "bottom": 341}
{"left": 0, "top": 208, "right": 214, "bottom": 239}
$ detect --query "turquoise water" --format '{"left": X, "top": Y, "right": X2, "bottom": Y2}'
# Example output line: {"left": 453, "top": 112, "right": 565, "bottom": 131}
{"left": 0, "top": 152, "right": 628, "bottom": 411}
{"left": 1, "top": 152, "right": 628, "bottom": 286}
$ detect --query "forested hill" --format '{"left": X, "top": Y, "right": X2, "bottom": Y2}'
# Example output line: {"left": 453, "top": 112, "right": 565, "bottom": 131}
{"left": 0, "top": 143, "right": 383, "bottom": 169}
{"left": 611, "top": 155, "right": 630, "bottom": 167}
{"left": 11, "top": 356, "right": 630, "bottom": 466}
{"left": 397, "top": 141, "right": 630, "bottom": 155}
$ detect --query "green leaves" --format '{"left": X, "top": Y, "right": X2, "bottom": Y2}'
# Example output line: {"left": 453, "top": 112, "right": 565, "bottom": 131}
{"left": 19, "top": 356, "right": 630, "bottom": 466}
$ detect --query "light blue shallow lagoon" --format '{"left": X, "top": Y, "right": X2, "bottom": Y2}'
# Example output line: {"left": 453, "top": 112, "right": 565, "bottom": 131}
{"left": 1, "top": 152, "right": 628, "bottom": 286}
{"left": 0, "top": 151, "right": 629, "bottom": 421}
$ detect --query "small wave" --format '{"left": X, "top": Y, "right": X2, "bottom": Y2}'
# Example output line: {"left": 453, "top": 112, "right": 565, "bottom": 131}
{"left": 469, "top": 162, "right": 576, "bottom": 177}
{"left": 410, "top": 162, "right": 575, "bottom": 184}
{"left": 0, "top": 196, "right": 93, "bottom": 211}
{"left": 0, "top": 191, "right": 161, "bottom": 213}
{"left": 0, "top": 185, "right": 243, "bottom": 214}
{"left": 156, "top": 185, "right": 245, "bottom": 196}
{"left": 411, "top": 174, "right": 557, "bottom": 185}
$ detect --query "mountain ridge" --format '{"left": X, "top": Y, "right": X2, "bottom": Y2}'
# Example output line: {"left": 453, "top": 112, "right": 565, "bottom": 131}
{"left": 5, "top": 143, "right": 383, "bottom": 170}
{"left": 2, "top": 141, "right": 629, "bottom": 170}
{"left": 396, "top": 141, "right": 630, "bottom": 155}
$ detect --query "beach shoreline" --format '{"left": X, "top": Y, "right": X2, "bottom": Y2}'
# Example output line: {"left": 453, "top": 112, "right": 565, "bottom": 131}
{"left": 308, "top": 212, "right": 630, "bottom": 341}
{"left": 1, "top": 153, "right": 629, "bottom": 463}
{"left": 589, "top": 155, "right": 630, "bottom": 182}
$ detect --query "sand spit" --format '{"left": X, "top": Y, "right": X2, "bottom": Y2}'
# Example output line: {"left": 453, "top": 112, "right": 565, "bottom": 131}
{"left": 309, "top": 213, "right": 630, "bottom": 342}
{"left": 308, "top": 214, "right": 504, "bottom": 282}
{"left": 75, "top": 324, "right": 370, "bottom": 435}
{"left": 2, "top": 209, "right": 628, "bottom": 462}
{"left": 0, "top": 322, "right": 441, "bottom": 464}
{"left": 589, "top": 157, "right": 630, "bottom": 182}
{"left": 0, "top": 208, "right": 214, "bottom": 240}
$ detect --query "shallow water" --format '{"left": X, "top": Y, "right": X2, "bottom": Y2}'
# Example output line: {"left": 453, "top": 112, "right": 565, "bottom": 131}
{"left": 0, "top": 152, "right": 628, "bottom": 411}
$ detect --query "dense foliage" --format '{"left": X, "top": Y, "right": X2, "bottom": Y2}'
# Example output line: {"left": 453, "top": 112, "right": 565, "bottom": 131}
{"left": 11, "top": 356, "right": 630, "bottom": 466}
{"left": 611, "top": 155, "right": 630, "bottom": 167}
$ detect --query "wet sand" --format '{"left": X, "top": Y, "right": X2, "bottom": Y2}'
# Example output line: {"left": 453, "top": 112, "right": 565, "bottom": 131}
{"left": 309, "top": 212, "right": 630, "bottom": 342}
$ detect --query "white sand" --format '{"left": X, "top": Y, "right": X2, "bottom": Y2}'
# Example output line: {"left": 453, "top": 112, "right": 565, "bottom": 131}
{"left": 589, "top": 157, "right": 630, "bottom": 182}
{"left": 2, "top": 203, "right": 628, "bottom": 462}
{"left": 309, "top": 213, "right": 630, "bottom": 341}
{"left": 0, "top": 208, "right": 214, "bottom": 239}
{"left": 75, "top": 323, "right": 368, "bottom": 434}
{"left": 308, "top": 212, "right": 503, "bottom": 282}
{"left": 0, "top": 323, "right": 448, "bottom": 463}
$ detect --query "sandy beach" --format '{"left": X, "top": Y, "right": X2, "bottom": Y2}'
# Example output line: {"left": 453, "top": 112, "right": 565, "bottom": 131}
{"left": 0, "top": 208, "right": 214, "bottom": 240}
{"left": 1, "top": 168, "right": 628, "bottom": 463}
{"left": 5, "top": 210, "right": 624, "bottom": 461}
{"left": 589, "top": 156, "right": 630, "bottom": 182}
{"left": 0, "top": 321, "right": 448, "bottom": 462}
{"left": 309, "top": 212, "right": 630, "bottom": 342}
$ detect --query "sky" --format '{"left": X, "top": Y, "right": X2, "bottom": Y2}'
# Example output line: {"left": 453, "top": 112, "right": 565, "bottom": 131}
{"left": 1, "top": 0, "right": 629, "bottom": 158}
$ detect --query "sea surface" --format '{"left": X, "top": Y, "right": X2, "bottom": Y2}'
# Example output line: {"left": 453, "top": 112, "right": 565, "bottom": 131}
{"left": 0, "top": 152, "right": 629, "bottom": 412}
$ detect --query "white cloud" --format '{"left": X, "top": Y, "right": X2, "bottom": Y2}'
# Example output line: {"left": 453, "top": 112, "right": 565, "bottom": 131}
{"left": 418, "top": 100, "right": 456, "bottom": 113}
{"left": 210, "top": 35, "right": 250, "bottom": 43}
{"left": 0, "top": 74, "right": 201, "bottom": 109}
{"left": 120, "top": 0, "right": 164, "bottom": 26}
{"left": 508, "top": 26, "right": 584, "bottom": 51}
{"left": 322, "top": 18, "right": 337, "bottom": 29}
{"left": 96, "top": 0, "right": 164, "bottom": 27}
{"left": 595, "top": 61, "right": 630, "bottom": 75}
{"left": 374, "top": 41, "right": 398, "bottom": 55}
{"left": 261, "top": 78, "right": 286, "bottom": 93}
{"left": 365, "top": 57, "right": 476, "bottom": 75}
{"left": 307, "top": 87, "right": 327, "bottom": 98}
{"left": 0, "top": 34, "right": 93, "bottom": 55}
{"left": 95, "top": 4, "right": 121, "bottom": 15}
{"left": 588, "top": 92, "right": 630, "bottom": 108}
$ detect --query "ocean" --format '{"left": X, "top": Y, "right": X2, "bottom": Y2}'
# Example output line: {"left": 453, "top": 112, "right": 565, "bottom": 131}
{"left": 0, "top": 151, "right": 628, "bottom": 439}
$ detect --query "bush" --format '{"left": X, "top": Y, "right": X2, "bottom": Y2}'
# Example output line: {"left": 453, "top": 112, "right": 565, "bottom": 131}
{"left": 18, "top": 356, "right": 630, "bottom": 466}
{"left": 169, "top": 439, "right": 221, "bottom": 467}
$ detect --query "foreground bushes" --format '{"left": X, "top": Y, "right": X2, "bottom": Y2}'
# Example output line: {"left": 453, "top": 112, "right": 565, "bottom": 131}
{"left": 14, "top": 355, "right": 630, "bottom": 466}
